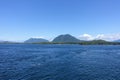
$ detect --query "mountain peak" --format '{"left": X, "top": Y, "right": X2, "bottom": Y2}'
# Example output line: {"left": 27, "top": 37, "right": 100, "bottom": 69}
{"left": 52, "top": 34, "right": 81, "bottom": 43}
{"left": 24, "top": 38, "right": 49, "bottom": 43}
{"left": 114, "top": 39, "right": 120, "bottom": 42}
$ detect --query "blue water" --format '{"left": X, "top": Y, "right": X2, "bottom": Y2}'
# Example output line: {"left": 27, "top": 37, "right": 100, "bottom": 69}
{"left": 0, "top": 44, "right": 120, "bottom": 80}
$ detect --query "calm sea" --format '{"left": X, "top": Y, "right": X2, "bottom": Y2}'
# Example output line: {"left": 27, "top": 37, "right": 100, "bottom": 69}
{"left": 0, "top": 44, "right": 120, "bottom": 80}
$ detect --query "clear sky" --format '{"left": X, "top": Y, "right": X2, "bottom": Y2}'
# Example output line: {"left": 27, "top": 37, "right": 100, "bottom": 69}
{"left": 0, "top": 0, "right": 120, "bottom": 41}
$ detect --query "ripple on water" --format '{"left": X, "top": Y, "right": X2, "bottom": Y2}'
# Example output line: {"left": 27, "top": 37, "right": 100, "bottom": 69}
{"left": 1, "top": 44, "right": 120, "bottom": 80}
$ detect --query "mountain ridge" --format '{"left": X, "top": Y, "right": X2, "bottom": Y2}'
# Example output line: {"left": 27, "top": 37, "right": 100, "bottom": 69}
{"left": 52, "top": 34, "right": 81, "bottom": 43}
{"left": 114, "top": 39, "right": 120, "bottom": 42}
{"left": 24, "top": 38, "right": 49, "bottom": 43}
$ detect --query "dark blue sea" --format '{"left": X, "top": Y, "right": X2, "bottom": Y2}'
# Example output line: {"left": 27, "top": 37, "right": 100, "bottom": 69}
{"left": 1, "top": 44, "right": 120, "bottom": 80}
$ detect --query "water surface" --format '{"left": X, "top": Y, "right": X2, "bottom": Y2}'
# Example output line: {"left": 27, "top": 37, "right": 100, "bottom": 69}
{"left": 0, "top": 44, "right": 120, "bottom": 80}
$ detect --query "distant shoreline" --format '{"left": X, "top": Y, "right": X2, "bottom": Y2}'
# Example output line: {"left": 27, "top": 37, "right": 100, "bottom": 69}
{"left": 1, "top": 41, "right": 120, "bottom": 45}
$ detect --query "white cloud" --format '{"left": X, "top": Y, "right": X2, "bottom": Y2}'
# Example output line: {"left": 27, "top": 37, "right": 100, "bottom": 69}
{"left": 79, "top": 34, "right": 94, "bottom": 41}
{"left": 79, "top": 33, "right": 120, "bottom": 41}
{"left": 96, "top": 34, "right": 120, "bottom": 41}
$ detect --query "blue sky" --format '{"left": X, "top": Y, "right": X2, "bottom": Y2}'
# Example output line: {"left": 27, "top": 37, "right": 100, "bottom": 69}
{"left": 0, "top": 0, "right": 120, "bottom": 41}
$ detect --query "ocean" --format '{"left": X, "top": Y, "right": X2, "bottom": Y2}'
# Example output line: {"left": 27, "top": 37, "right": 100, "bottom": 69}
{"left": 0, "top": 44, "right": 120, "bottom": 80}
